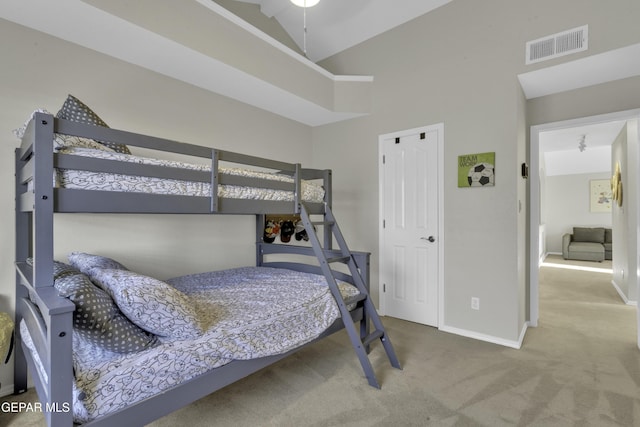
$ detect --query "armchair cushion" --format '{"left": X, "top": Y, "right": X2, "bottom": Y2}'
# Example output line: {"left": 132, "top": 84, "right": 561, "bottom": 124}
{"left": 573, "top": 227, "right": 605, "bottom": 243}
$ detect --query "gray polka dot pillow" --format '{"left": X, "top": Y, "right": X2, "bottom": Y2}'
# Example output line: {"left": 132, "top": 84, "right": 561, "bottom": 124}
{"left": 56, "top": 94, "right": 131, "bottom": 154}
{"left": 53, "top": 267, "right": 157, "bottom": 353}
{"left": 13, "top": 108, "right": 116, "bottom": 152}
{"left": 90, "top": 269, "right": 203, "bottom": 339}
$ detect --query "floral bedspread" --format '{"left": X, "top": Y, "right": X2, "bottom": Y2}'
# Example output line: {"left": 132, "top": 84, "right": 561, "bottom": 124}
{"left": 21, "top": 267, "right": 358, "bottom": 423}
{"left": 54, "top": 147, "right": 325, "bottom": 202}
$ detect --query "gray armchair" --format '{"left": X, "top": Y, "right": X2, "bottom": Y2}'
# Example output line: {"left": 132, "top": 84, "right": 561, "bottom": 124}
{"left": 562, "top": 227, "right": 612, "bottom": 262}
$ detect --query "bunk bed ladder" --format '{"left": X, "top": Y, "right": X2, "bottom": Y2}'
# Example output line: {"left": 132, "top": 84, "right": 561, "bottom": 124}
{"left": 299, "top": 203, "right": 401, "bottom": 388}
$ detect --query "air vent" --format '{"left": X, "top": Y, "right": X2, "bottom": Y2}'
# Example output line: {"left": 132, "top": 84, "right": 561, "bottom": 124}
{"left": 526, "top": 25, "right": 588, "bottom": 64}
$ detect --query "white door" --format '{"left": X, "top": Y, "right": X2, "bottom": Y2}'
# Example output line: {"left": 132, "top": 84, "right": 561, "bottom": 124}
{"left": 379, "top": 125, "right": 442, "bottom": 327}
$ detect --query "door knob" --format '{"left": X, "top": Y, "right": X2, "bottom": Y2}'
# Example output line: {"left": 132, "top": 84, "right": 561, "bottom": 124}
{"left": 421, "top": 236, "right": 436, "bottom": 243}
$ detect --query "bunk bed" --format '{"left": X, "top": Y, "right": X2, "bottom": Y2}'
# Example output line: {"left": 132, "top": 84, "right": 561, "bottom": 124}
{"left": 14, "top": 106, "right": 401, "bottom": 426}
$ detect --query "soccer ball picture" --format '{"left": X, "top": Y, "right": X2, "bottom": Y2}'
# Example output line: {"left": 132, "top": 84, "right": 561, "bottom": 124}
{"left": 467, "top": 162, "right": 495, "bottom": 187}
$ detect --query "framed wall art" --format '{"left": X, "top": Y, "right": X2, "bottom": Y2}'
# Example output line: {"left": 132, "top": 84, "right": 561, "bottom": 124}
{"left": 458, "top": 152, "right": 495, "bottom": 188}
{"left": 590, "top": 179, "right": 612, "bottom": 213}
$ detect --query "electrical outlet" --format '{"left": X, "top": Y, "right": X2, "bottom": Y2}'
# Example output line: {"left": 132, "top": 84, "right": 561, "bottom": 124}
{"left": 471, "top": 297, "right": 480, "bottom": 310}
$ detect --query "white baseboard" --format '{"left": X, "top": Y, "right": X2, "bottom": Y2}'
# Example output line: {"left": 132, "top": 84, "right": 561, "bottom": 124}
{"left": 543, "top": 251, "right": 562, "bottom": 260}
{"left": 540, "top": 252, "right": 561, "bottom": 263}
{"left": 518, "top": 322, "right": 529, "bottom": 346}
{"left": 439, "top": 322, "right": 527, "bottom": 350}
{"left": 611, "top": 280, "right": 638, "bottom": 306}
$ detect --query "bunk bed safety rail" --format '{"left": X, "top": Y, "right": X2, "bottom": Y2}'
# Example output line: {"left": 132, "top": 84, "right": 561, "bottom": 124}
{"left": 20, "top": 114, "right": 325, "bottom": 215}
{"left": 210, "top": 150, "right": 303, "bottom": 213}
{"left": 53, "top": 115, "right": 302, "bottom": 172}
{"left": 15, "top": 113, "right": 55, "bottom": 285}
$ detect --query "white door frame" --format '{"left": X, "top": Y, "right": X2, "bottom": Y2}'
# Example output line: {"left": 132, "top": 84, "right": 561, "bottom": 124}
{"left": 378, "top": 123, "right": 445, "bottom": 327}
{"left": 529, "top": 109, "right": 640, "bottom": 334}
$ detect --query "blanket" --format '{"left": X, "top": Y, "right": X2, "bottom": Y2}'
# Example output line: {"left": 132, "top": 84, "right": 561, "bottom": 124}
{"left": 0, "top": 312, "right": 14, "bottom": 363}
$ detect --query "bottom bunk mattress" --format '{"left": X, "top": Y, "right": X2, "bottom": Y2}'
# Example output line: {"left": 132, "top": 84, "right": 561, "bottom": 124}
{"left": 21, "top": 267, "right": 359, "bottom": 423}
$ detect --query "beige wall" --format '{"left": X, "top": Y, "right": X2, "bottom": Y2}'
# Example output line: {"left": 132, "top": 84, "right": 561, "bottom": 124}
{"left": 527, "top": 76, "right": 640, "bottom": 127}
{"left": 611, "top": 127, "right": 630, "bottom": 299}
{"left": 0, "top": 18, "right": 312, "bottom": 394}
{"left": 316, "top": 0, "right": 640, "bottom": 344}
{"left": 610, "top": 120, "right": 639, "bottom": 303}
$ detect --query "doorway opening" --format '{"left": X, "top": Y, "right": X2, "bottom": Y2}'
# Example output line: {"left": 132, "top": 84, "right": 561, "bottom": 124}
{"left": 529, "top": 109, "right": 640, "bottom": 345}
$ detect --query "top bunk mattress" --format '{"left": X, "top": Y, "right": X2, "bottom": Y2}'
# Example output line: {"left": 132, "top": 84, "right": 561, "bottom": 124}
{"left": 54, "top": 147, "right": 325, "bottom": 203}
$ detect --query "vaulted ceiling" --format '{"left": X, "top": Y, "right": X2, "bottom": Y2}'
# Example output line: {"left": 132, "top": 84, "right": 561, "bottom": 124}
{"left": 227, "top": 0, "right": 452, "bottom": 62}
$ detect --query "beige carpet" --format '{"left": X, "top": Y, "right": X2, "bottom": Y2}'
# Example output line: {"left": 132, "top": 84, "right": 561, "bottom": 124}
{"left": 2, "top": 256, "right": 638, "bottom": 426}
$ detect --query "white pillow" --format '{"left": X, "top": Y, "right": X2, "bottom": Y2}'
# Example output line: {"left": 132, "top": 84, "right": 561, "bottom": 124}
{"left": 90, "top": 268, "right": 203, "bottom": 339}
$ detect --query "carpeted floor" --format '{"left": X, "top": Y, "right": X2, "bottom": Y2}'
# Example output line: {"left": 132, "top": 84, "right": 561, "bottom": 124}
{"left": 2, "top": 255, "right": 638, "bottom": 426}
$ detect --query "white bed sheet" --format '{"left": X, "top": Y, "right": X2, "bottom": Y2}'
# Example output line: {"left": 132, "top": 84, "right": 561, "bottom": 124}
{"left": 21, "top": 267, "right": 358, "bottom": 423}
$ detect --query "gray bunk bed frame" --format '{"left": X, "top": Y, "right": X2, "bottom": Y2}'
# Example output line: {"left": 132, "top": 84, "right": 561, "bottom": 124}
{"left": 14, "top": 112, "right": 400, "bottom": 427}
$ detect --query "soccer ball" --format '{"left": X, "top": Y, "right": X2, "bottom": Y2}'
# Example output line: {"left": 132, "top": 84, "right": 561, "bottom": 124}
{"left": 467, "top": 163, "right": 494, "bottom": 187}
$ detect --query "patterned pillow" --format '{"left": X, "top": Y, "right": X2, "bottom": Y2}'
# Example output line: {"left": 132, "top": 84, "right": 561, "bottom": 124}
{"left": 90, "top": 269, "right": 203, "bottom": 339}
{"left": 53, "top": 134, "right": 116, "bottom": 152}
{"left": 52, "top": 260, "right": 80, "bottom": 279}
{"left": 68, "top": 252, "right": 129, "bottom": 275}
{"left": 54, "top": 270, "right": 157, "bottom": 353}
{"left": 12, "top": 108, "right": 52, "bottom": 140}
{"left": 25, "top": 258, "right": 79, "bottom": 280}
{"left": 56, "top": 94, "right": 131, "bottom": 154}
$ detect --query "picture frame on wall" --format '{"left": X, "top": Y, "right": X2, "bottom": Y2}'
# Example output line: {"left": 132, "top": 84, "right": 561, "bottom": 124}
{"left": 590, "top": 179, "right": 613, "bottom": 213}
{"left": 458, "top": 152, "right": 495, "bottom": 188}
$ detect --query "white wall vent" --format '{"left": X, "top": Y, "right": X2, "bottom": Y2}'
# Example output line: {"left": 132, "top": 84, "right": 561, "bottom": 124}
{"left": 526, "top": 25, "right": 588, "bottom": 65}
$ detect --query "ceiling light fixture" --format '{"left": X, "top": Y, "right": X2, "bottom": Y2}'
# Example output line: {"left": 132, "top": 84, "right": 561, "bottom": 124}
{"left": 290, "top": 0, "right": 320, "bottom": 7}
{"left": 290, "top": 0, "right": 320, "bottom": 57}
{"left": 578, "top": 135, "right": 587, "bottom": 152}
